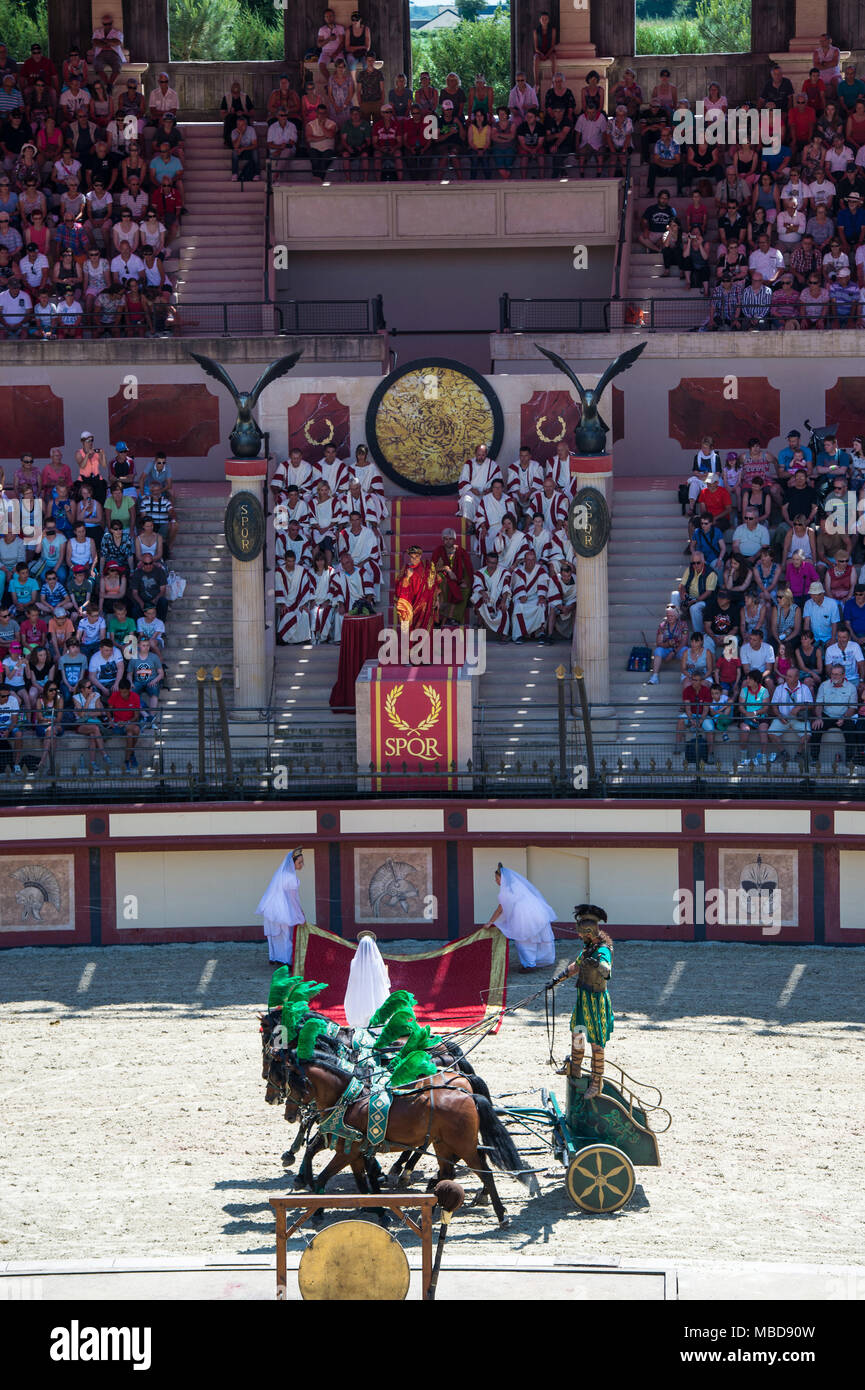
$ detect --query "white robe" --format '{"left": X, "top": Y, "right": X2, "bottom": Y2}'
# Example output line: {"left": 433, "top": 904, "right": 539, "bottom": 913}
{"left": 496, "top": 528, "right": 530, "bottom": 572}
{"left": 272, "top": 458, "right": 316, "bottom": 497}
{"left": 344, "top": 936, "right": 391, "bottom": 1028}
{"left": 495, "top": 867, "right": 556, "bottom": 968}
{"left": 309, "top": 566, "right": 335, "bottom": 642}
{"left": 510, "top": 562, "right": 549, "bottom": 639}
{"left": 330, "top": 566, "right": 373, "bottom": 641}
{"left": 349, "top": 462, "right": 388, "bottom": 525}
{"left": 256, "top": 854, "right": 307, "bottom": 964}
{"left": 471, "top": 565, "right": 510, "bottom": 637}
{"left": 474, "top": 492, "right": 513, "bottom": 552}
{"left": 507, "top": 458, "right": 545, "bottom": 509}
{"left": 339, "top": 524, "right": 381, "bottom": 597}
{"left": 276, "top": 564, "right": 314, "bottom": 643}
{"left": 458, "top": 457, "right": 502, "bottom": 521}
{"left": 317, "top": 456, "right": 351, "bottom": 494}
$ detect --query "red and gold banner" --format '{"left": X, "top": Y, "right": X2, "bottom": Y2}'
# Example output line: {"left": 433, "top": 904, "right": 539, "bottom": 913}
{"left": 370, "top": 664, "right": 458, "bottom": 791}
{"left": 294, "top": 922, "right": 508, "bottom": 1030}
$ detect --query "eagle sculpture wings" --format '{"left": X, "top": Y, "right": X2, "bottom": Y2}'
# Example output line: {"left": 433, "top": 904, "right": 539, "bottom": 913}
{"left": 189, "top": 350, "right": 304, "bottom": 458}
{"left": 534, "top": 341, "right": 646, "bottom": 455}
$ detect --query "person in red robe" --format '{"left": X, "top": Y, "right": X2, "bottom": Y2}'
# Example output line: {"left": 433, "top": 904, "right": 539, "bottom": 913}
{"left": 394, "top": 546, "right": 439, "bottom": 634}
{"left": 432, "top": 528, "right": 474, "bottom": 625}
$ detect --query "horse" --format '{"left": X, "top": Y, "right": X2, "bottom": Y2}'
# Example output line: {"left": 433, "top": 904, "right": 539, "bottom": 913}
{"left": 282, "top": 1046, "right": 539, "bottom": 1227}
{"left": 258, "top": 1007, "right": 491, "bottom": 1191}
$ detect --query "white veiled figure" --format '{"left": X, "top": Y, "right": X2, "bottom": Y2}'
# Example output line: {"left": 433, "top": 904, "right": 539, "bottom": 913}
{"left": 255, "top": 850, "right": 306, "bottom": 964}
{"left": 344, "top": 932, "right": 391, "bottom": 1028}
{"left": 493, "top": 866, "right": 557, "bottom": 970}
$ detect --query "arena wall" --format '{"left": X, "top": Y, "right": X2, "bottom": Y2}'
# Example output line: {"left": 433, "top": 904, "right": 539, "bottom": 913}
{"left": 0, "top": 798, "right": 861, "bottom": 949}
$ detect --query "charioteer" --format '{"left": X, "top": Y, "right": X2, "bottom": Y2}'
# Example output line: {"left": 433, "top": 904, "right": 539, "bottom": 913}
{"left": 546, "top": 903, "right": 613, "bottom": 1099}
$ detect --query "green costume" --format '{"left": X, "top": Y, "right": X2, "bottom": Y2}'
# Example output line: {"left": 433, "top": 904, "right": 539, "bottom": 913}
{"left": 569, "top": 943, "right": 614, "bottom": 1047}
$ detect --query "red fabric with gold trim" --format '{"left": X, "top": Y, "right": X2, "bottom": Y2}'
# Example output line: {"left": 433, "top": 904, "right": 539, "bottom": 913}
{"left": 371, "top": 665, "right": 458, "bottom": 791}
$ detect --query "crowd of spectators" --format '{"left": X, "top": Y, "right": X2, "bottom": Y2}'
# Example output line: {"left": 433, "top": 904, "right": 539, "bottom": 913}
{"left": 0, "top": 15, "right": 179, "bottom": 339}
{"left": 636, "top": 42, "right": 865, "bottom": 329}
{"left": 651, "top": 428, "right": 865, "bottom": 768}
{"left": 0, "top": 438, "right": 178, "bottom": 775}
{"left": 249, "top": 7, "right": 645, "bottom": 184}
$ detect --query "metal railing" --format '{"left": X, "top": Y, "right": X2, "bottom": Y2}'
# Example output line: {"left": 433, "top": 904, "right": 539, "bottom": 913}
{"left": 33, "top": 299, "right": 387, "bottom": 338}
{"left": 500, "top": 296, "right": 865, "bottom": 335}
{"left": 3, "top": 694, "right": 864, "bottom": 806}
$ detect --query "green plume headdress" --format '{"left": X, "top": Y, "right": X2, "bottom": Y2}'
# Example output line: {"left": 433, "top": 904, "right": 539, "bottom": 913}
{"left": 373, "top": 1006, "right": 418, "bottom": 1051}
{"left": 369, "top": 990, "right": 418, "bottom": 1029}
{"left": 389, "top": 1051, "right": 438, "bottom": 1086}
{"left": 392, "top": 1022, "right": 442, "bottom": 1067}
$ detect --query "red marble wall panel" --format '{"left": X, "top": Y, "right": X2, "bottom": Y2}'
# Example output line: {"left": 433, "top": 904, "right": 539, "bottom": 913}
{"left": 825, "top": 378, "right": 865, "bottom": 441}
{"left": 668, "top": 378, "right": 780, "bottom": 450}
{"left": 612, "top": 385, "right": 624, "bottom": 445}
{"left": 519, "top": 389, "right": 582, "bottom": 464}
{"left": 107, "top": 384, "right": 220, "bottom": 456}
{"left": 0, "top": 385, "right": 64, "bottom": 460}
{"left": 288, "top": 392, "right": 350, "bottom": 462}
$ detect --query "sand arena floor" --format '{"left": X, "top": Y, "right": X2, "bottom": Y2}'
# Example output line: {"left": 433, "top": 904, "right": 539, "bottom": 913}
{"left": 1, "top": 940, "right": 863, "bottom": 1266}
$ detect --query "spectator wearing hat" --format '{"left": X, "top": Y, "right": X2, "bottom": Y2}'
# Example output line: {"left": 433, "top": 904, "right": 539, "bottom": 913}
{"left": 372, "top": 104, "right": 403, "bottom": 180}
{"left": 89, "top": 12, "right": 126, "bottom": 87}
{"left": 803, "top": 580, "right": 841, "bottom": 645}
{"left": 435, "top": 99, "right": 465, "bottom": 179}
{"left": 21, "top": 43, "right": 58, "bottom": 97}
{"left": 709, "top": 269, "right": 741, "bottom": 329}
{"left": 679, "top": 549, "right": 718, "bottom": 633}
{"left": 836, "top": 189, "right": 865, "bottom": 257}
{"left": 696, "top": 472, "right": 733, "bottom": 530}
{"left": 829, "top": 264, "right": 860, "bottom": 323}
{"left": 267, "top": 110, "right": 299, "bottom": 184}
{"left": 0, "top": 277, "right": 32, "bottom": 339}
{"left": 647, "top": 601, "right": 689, "bottom": 684}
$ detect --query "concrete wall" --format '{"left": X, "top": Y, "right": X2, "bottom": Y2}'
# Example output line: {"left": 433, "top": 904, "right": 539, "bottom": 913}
{"left": 274, "top": 180, "right": 621, "bottom": 252}
{"left": 0, "top": 338, "right": 386, "bottom": 477}
{"left": 491, "top": 331, "right": 865, "bottom": 477}
{"left": 0, "top": 798, "right": 860, "bottom": 948}
{"left": 280, "top": 248, "right": 614, "bottom": 374}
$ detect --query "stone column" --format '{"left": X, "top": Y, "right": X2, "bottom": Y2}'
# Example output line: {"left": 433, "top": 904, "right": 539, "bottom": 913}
{"left": 47, "top": 0, "right": 92, "bottom": 58}
{"left": 770, "top": 0, "right": 848, "bottom": 85}
{"left": 570, "top": 453, "right": 612, "bottom": 713}
{"left": 225, "top": 460, "right": 268, "bottom": 712}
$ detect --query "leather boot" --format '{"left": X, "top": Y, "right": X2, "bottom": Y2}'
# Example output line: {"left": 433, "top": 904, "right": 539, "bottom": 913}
{"left": 585, "top": 1048, "right": 604, "bottom": 1098}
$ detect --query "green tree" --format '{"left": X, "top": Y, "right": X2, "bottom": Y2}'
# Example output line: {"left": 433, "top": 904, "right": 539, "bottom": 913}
{"left": 0, "top": 0, "right": 47, "bottom": 56}
{"left": 456, "top": 0, "right": 487, "bottom": 19}
{"left": 412, "top": 11, "right": 511, "bottom": 107}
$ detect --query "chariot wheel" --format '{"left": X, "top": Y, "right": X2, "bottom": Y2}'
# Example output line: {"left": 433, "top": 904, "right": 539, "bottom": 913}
{"left": 566, "top": 1144, "right": 635, "bottom": 1213}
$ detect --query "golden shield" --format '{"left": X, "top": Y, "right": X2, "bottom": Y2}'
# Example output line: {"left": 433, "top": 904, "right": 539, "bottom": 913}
{"left": 297, "top": 1220, "right": 410, "bottom": 1300}
{"left": 365, "top": 359, "right": 504, "bottom": 494}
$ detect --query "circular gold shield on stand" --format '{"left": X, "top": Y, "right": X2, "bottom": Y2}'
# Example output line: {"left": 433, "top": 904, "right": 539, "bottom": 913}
{"left": 298, "top": 1220, "right": 411, "bottom": 1300}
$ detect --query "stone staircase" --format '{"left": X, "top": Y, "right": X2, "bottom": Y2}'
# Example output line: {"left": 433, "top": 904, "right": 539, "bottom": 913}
{"left": 607, "top": 483, "right": 689, "bottom": 752}
{"left": 159, "top": 489, "right": 233, "bottom": 713}
{"left": 623, "top": 153, "right": 715, "bottom": 330}
{"left": 174, "top": 122, "right": 267, "bottom": 309}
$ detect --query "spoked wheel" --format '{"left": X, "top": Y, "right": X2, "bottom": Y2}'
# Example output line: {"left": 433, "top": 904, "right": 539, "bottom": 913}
{"left": 566, "top": 1143, "right": 635, "bottom": 1213}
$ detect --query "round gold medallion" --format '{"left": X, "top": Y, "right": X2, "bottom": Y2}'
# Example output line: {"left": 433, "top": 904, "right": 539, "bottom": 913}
{"left": 365, "top": 358, "right": 504, "bottom": 494}
{"left": 297, "top": 1219, "right": 411, "bottom": 1300}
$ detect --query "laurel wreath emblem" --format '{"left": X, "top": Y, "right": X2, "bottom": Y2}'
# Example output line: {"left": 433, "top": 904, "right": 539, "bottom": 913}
{"left": 535, "top": 413, "right": 567, "bottom": 444}
{"left": 384, "top": 683, "right": 442, "bottom": 734}
{"left": 303, "top": 416, "right": 335, "bottom": 447}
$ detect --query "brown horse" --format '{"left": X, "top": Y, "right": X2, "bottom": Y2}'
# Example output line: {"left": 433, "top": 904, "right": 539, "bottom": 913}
{"left": 283, "top": 1046, "right": 539, "bottom": 1226}
{"left": 259, "top": 1008, "right": 492, "bottom": 1191}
